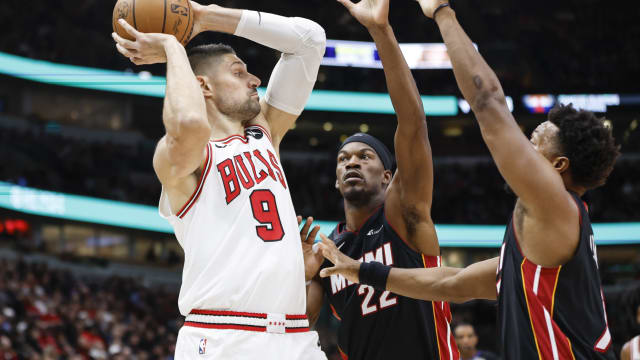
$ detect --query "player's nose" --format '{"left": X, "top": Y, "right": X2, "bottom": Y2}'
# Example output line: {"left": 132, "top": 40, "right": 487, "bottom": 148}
{"left": 248, "top": 74, "right": 261, "bottom": 88}
{"left": 345, "top": 155, "right": 360, "bottom": 168}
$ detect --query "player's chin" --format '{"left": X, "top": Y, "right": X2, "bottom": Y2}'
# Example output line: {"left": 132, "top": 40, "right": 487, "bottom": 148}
{"left": 342, "top": 186, "right": 371, "bottom": 202}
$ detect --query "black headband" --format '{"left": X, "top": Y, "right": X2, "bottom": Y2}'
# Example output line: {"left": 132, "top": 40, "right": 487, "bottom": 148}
{"left": 339, "top": 133, "right": 394, "bottom": 170}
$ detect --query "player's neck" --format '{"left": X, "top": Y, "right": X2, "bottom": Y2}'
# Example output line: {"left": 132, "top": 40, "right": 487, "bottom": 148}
{"left": 207, "top": 108, "right": 246, "bottom": 140}
{"left": 343, "top": 198, "right": 384, "bottom": 232}
{"left": 460, "top": 349, "right": 476, "bottom": 360}
{"left": 562, "top": 172, "right": 587, "bottom": 196}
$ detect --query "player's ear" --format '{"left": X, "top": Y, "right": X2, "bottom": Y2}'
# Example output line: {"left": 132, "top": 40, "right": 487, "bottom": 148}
{"left": 335, "top": 179, "right": 340, "bottom": 190}
{"left": 552, "top": 156, "right": 569, "bottom": 174}
{"left": 197, "top": 75, "right": 214, "bottom": 98}
{"left": 382, "top": 169, "right": 392, "bottom": 186}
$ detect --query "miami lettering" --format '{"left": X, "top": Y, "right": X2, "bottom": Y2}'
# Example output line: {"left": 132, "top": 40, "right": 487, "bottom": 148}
{"left": 330, "top": 242, "right": 394, "bottom": 295}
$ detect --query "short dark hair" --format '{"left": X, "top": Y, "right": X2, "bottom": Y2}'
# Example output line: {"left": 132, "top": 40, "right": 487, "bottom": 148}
{"left": 453, "top": 322, "right": 475, "bottom": 333}
{"left": 187, "top": 43, "right": 236, "bottom": 76}
{"left": 548, "top": 104, "right": 620, "bottom": 190}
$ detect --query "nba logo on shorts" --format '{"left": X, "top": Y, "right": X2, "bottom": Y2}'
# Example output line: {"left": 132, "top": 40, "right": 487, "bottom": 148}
{"left": 198, "top": 338, "right": 207, "bottom": 355}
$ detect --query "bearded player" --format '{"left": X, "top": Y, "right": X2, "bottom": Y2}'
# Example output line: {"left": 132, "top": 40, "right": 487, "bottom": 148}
{"left": 302, "top": 0, "right": 459, "bottom": 358}
{"left": 112, "top": 2, "right": 326, "bottom": 359}
{"left": 317, "top": 1, "right": 619, "bottom": 359}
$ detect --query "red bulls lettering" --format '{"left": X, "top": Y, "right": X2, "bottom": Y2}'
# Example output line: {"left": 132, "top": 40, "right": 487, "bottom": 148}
{"left": 217, "top": 149, "right": 287, "bottom": 204}
{"left": 217, "top": 159, "right": 240, "bottom": 204}
{"left": 234, "top": 155, "right": 255, "bottom": 190}
{"left": 268, "top": 150, "right": 287, "bottom": 189}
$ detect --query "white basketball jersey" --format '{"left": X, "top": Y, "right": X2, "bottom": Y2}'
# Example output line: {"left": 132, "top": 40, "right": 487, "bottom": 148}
{"left": 159, "top": 125, "right": 306, "bottom": 316}
{"left": 632, "top": 335, "right": 640, "bottom": 360}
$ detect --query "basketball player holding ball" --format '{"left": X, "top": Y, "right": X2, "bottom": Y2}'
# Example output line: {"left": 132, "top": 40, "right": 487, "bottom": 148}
{"left": 317, "top": 0, "right": 620, "bottom": 359}
{"left": 111, "top": 1, "right": 326, "bottom": 359}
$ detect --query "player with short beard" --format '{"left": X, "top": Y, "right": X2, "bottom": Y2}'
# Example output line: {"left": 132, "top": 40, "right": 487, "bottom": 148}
{"left": 301, "top": 0, "right": 459, "bottom": 358}
{"left": 112, "top": 2, "right": 327, "bottom": 359}
{"left": 317, "top": 1, "right": 620, "bottom": 359}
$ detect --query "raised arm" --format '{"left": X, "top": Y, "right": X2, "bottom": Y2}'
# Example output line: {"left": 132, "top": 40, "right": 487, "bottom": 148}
{"left": 418, "top": 2, "right": 574, "bottom": 221}
{"left": 113, "top": 20, "right": 210, "bottom": 191}
{"left": 189, "top": 2, "right": 325, "bottom": 149}
{"left": 317, "top": 235, "right": 497, "bottom": 303}
{"left": 338, "top": 0, "right": 437, "bottom": 255}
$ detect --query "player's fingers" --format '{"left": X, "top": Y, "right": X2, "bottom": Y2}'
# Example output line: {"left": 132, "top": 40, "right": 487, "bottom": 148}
{"left": 112, "top": 32, "right": 138, "bottom": 51}
{"left": 318, "top": 242, "right": 338, "bottom": 263}
{"left": 297, "top": 215, "right": 302, "bottom": 226}
{"left": 300, "top": 217, "right": 312, "bottom": 239}
{"left": 306, "top": 225, "right": 321, "bottom": 245}
{"left": 115, "top": 43, "right": 135, "bottom": 59}
{"left": 118, "top": 19, "right": 140, "bottom": 38}
{"left": 319, "top": 233, "right": 335, "bottom": 248}
{"left": 319, "top": 267, "right": 339, "bottom": 278}
{"left": 336, "top": 0, "right": 355, "bottom": 10}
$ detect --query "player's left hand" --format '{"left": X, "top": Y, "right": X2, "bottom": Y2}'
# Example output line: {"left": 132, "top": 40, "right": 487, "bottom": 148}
{"left": 298, "top": 216, "right": 324, "bottom": 282}
{"left": 318, "top": 234, "right": 360, "bottom": 284}
{"left": 337, "top": 0, "right": 390, "bottom": 30}
{"left": 112, "top": 19, "right": 175, "bottom": 65}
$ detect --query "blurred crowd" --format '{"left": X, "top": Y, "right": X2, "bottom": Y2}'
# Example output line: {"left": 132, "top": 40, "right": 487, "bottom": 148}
{"left": 2, "top": 125, "right": 639, "bottom": 224}
{"left": 1, "top": 0, "right": 638, "bottom": 95}
{"left": 0, "top": 259, "right": 180, "bottom": 359}
{"left": 0, "top": 257, "right": 638, "bottom": 359}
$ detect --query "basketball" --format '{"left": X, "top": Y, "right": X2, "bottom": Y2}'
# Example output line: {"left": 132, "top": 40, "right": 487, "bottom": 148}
{"left": 112, "top": 0, "right": 194, "bottom": 46}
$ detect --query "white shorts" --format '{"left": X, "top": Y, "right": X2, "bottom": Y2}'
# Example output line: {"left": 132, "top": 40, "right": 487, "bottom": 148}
{"left": 175, "top": 325, "right": 326, "bottom": 360}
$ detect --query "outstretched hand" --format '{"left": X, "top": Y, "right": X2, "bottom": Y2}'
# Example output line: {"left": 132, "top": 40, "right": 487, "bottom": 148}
{"left": 337, "top": 0, "right": 390, "bottom": 29}
{"left": 317, "top": 234, "right": 361, "bottom": 283}
{"left": 415, "top": 0, "right": 449, "bottom": 19}
{"left": 112, "top": 19, "right": 175, "bottom": 65}
{"left": 298, "top": 216, "right": 324, "bottom": 281}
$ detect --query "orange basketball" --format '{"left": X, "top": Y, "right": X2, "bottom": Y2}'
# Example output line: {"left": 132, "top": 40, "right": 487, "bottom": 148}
{"left": 112, "top": 0, "right": 195, "bottom": 46}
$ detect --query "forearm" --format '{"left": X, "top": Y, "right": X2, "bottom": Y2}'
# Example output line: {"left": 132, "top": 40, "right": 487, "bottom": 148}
{"left": 196, "top": 5, "right": 323, "bottom": 55}
{"left": 382, "top": 257, "right": 499, "bottom": 303}
{"left": 369, "top": 25, "right": 426, "bottom": 133}
{"left": 385, "top": 266, "right": 466, "bottom": 303}
{"left": 435, "top": 8, "right": 508, "bottom": 127}
{"left": 162, "top": 39, "right": 208, "bottom": 136}
{"left": 306, "top": 279, "right": 324, "bottom": 327}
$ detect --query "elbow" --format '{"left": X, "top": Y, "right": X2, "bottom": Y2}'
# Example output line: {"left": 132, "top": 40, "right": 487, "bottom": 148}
{"left": 294, "top": 18, "right": 326, "bottom": 55}
{"left": 469, "top": 80, "right": 506, "bottom": 113}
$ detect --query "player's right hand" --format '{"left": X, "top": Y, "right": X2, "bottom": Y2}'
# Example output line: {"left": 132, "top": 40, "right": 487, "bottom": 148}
{"left": 112, "top": 19, "right": 175, "bottom": 65}
{"left": 318, "top": 234, "right": 360, "bottom": 284}
{"left": 337, "top": 0, "right": 390, "bottom": 30}
{"left": 298, "top": 216, "right": 324, "bottom": 282}
{"left": 415, "top": 0, "right": 449, "bottom": 19}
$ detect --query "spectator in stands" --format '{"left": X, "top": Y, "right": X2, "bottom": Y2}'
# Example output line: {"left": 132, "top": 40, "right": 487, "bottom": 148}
{"left": 454, "top": 322, "right": 499, "bottom": 360}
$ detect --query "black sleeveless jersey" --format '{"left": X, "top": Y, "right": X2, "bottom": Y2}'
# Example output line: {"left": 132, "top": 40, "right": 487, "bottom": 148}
{"left": 496, "top": 192, "right": 615, "bottom": 359}
{"left": 319, "top": 206, "right": 460, "bottom": 360}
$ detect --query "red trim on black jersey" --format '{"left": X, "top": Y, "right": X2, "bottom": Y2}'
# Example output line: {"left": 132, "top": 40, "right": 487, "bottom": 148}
{"left": 329, "top": 303, "right": 342, "bottom": 321}
{"left": 338, "top": 346, "right": 349, "bottom": 360}
{"left": 520, "top": 259, "right": 576, "bottom": 360}
{"left": 422, "top": 255, "right": 460, "bottom": 360}
{"left": 176, "top": 143, "right": 212, "bottom": 219}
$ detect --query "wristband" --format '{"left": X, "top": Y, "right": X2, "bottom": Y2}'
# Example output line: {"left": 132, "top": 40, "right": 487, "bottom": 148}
{"left": 433, "top": 3, "right": 450, "bottom": 20}
{"left": 359, "top": 262, "right": 391, "bottom": 291}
